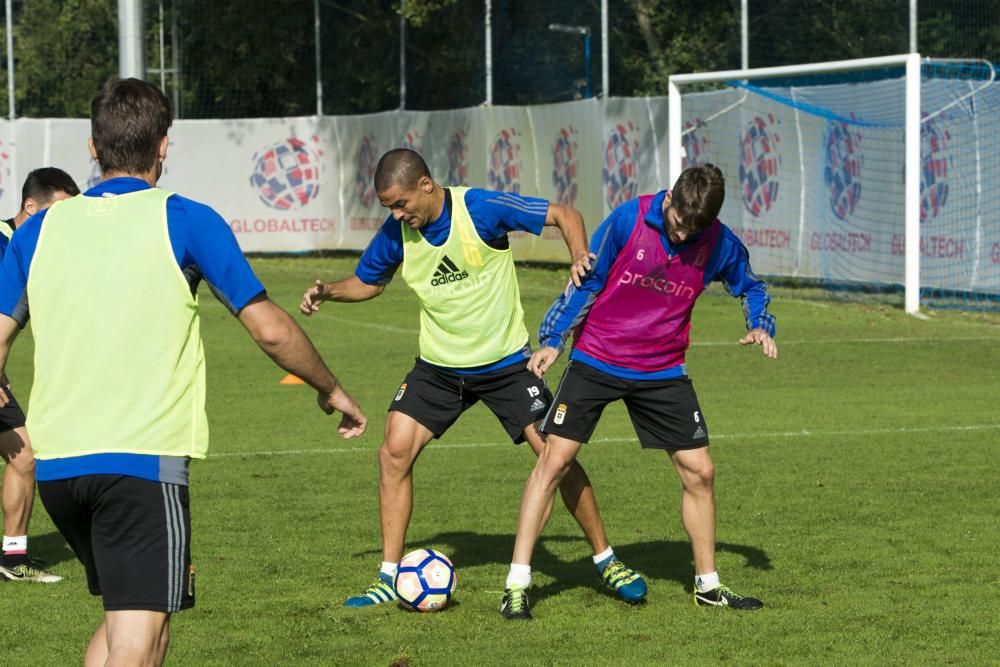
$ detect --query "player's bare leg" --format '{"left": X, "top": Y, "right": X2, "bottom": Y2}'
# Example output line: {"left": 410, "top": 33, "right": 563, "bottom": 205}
{"left": 667, "top": 446, "right": 717, "bottom": 575}
{"left": 512, "top": 434, "right": 583, "bottom": 566}
{"left": 522, "top": 424, "right": 607, "bottom": 553}
{"left": 0, "top": 427, "right": 59, "bottom": 583}
{"left": 86, "top": 610, "right": 170, "bottom": 667}
{"left": 345, "top": 411, "right": 434, "bottom": 607}
{"left": 669, "top": 446, "right": 762, "bottom": 610}
{"left": 0, "top": 427, "right": 34, "bottom": 538}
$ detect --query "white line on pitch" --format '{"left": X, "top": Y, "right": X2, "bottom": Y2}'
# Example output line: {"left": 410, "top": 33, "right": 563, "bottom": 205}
{"left": 321, "top": 316, "right": 999, "bottom": 347}
{"left": 208, "top": 423, "right": 1000, "bottom": 459}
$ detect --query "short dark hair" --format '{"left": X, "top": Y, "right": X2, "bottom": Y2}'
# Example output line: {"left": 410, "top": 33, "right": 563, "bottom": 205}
{"left": 374, "top": 148, "right": 432, "bottom": 193}
{"left": 91, "top": 78, "right": 173, "bottom": 175}
{"left": 670, "top": 164, "right": 726, "bottom": 231}
{"left": 20, "top": 167, "right": 80, "bottom": 210}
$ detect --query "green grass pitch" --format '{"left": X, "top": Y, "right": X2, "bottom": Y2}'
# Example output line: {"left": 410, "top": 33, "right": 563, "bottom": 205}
{"left": 2, "top": 257, "right": 998, "bottom": 665}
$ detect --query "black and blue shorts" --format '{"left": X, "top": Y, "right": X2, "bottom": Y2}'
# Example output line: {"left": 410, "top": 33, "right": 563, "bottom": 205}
{"left": 0, "top": 385, "right": 27, "bottom": 432}
{"left": 389, "top": 358, "right": 552, "bottom": 443}
{"left": 38, "top": 474, "right": 195, "bottom": 613}
{"left": 539, "top": 361, "right": 710, "bottom": 451}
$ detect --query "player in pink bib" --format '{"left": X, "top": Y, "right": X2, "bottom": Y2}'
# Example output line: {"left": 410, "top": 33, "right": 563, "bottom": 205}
{"left": 501, "top": 165, "right": 777, "bottom": 619}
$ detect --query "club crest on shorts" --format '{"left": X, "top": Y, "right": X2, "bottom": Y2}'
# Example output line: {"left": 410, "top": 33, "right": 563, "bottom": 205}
{"left": 553, "top": 403, "right": 568, "bottom": 425}
{"left": 395, "top": 383, "right": 407, "bottom": 401}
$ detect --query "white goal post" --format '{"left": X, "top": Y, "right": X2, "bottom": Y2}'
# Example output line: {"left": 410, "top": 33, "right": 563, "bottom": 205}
{"left": 668, "top": 54, "right": 923, "bottom": 313}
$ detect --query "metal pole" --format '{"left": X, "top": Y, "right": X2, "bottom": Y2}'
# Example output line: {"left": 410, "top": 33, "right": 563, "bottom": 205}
{"left": 399, "top": 0, "right": 406, "bottom": 109}
{"left": 158, "top": 0, "right": 166, "bottom": 91}
{"left": 485, "top": 0, "right": 492, "bottom": 104}
{"left": 601, "top": 0, "right": 608, "bottom": 96}
{"left": 741, "top": 0, "right": 748, "bottom": 69}
{"left": 584, "top": 30, "right": 592, "bottom": 98}
{"left": 6, "top": 0, "right": 14, "bottom": 120}
{"left": 171, "top": 1, "right": 180, "bottom": 117}
{"left": 904, "top": 52, "right": 921, "bottom": 313}
{"left": 909, "top": 0, "right": 917, "bottom": 53}
{"left": 314, "top": 0, "right": 323, "bottom": 115}
{"left": 118, "top": 0, "right": 145, "bottom": 79}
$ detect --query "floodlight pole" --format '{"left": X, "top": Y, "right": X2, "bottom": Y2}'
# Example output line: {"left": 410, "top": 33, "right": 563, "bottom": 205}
{"left": 315, "top": 0, "right": 323, "bottom": 115}
{"left": 548, "top": 23, "right": 592, "bottom": 98}
{"left": 601, "top": 0, "right": 608, "bottom": 96}
{"left": 5, "top": 0, "right": 14, "bottom": 120}
{"left": 399, "top": 0, "right": 406, "bottom": 109}
{"left": 741, "top": 0, "right": 748, "bottom": 69}
{"left": 118, "top": 0, "right": 145, "bottom": 79}
{"left": 485, "top": 0, "right": 492, "bottom": 105}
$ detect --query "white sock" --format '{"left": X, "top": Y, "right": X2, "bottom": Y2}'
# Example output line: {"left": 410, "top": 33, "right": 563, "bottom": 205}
{"left": 3, "top": 535, "right": 27, "bottom": 554}
{"left": 695, "top": 571, "right": 720, "bottom": 592}
{"left": 380, "top": 561, "right": 398, "bottom": 578}
{"left": 506, "top": 563, "right": 532, "bottom": 589}
{"left": 592, "top": 546, "right": 614, "bottom": 565}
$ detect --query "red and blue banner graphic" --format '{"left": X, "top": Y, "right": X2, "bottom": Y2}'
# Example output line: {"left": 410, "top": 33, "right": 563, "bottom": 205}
{"left": 603, "top": 121, "right": 639, "bottom": 209}
{"left": 488, "top": 128, "right": 522, "bottom": 193}
{"left": 354, "top": 133, "right": 380, "bottom": 209}
{"left": 823, "top": 120, "right": 863, "bottom": 221}
{"left": 739, "top": 114, "right": 781, "bottom": 217}
{"left": 919, "top": 115, "right": 951, "bottom": 223}
{"left": 551, "top": 126, "right": 579, "bottom": 206}
{"left": 249, "top": 136, "right": 323, "bottom": 211}
{"left": 447, "top": 129, "right": 469, "bottom": 186}
{"left": 681, "top": 119, "right": 708, "bottom": 170}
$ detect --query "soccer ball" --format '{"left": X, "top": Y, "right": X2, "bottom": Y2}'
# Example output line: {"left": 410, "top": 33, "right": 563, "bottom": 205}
{"left": 394, "top": 548, "right": 456, "bottom": 612}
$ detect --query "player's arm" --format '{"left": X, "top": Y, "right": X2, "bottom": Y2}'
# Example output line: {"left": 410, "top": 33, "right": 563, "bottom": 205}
{"left": 300, "top": 275, "right": 384, "bottom": 315}
{"left": 528, "top": 206, "right": 634, "bottom": 378}
{"left": 300, "top": 218, "right": 399, "bottom": 315}
{"left": 238, "top": 294, "right": 366, "bottom": 437}
{"left": 544, "top": 203, "right": 593, "bottom": 287}
{"left": 712, "top": 229, "right": 778, "bottom": 359}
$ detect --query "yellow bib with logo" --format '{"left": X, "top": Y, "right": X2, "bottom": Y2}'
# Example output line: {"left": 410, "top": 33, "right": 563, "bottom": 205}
{"left": 400, "top": 188, "right": 528, "bottom": 367}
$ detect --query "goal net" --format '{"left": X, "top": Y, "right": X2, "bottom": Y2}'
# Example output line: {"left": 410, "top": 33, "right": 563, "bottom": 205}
{"left": 668, "top": 55, "right": 1000, "bottom": 312}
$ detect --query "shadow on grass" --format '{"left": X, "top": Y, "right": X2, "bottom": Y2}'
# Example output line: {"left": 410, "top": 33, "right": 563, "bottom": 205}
{"left": 27, "top": 531, "right": 75, "bottom": 567}
{"left": 356, "top": 531, "right": 771, "bottom": 605}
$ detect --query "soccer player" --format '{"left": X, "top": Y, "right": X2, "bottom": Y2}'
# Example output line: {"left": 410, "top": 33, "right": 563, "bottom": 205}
{"left": 499, "top": 164, "right": 777, "bottom": 619}
{"left": 0, "top": 167, "right": 79, "bottom": 583}
{"left": 300, "top": 148, "right": 647, "bottom": 608}
{"left": 0, "top": 78, "right": 366, "bottom": 666}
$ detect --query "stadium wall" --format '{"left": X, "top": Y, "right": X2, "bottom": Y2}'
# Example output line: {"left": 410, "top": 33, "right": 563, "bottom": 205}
{"left": 0, "top": 88, "right": 997, "bottom": 296}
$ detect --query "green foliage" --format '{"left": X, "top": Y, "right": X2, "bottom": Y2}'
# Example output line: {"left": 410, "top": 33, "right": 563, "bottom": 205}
{"left": 6, "top": 0, "right": 117, "bottom": 118}
{"left": 1, "top": 257, "right": 998, "bottom": 665}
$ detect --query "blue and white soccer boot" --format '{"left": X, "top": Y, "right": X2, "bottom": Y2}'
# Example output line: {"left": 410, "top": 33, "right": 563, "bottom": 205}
{"left": 598, "top": 558, "right": 647, "bottom": 603}
{"left": 344, "top": 571, "right": 397, "bottom": 607}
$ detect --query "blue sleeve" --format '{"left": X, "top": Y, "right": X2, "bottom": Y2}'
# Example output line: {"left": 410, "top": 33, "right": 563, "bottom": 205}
{"left": 706, "top": 225, "right": 777, "bottom": 336}
{"left": 167, "top": 196, "right": 265, "bottom": 314}
{"left": 0, "top": 211, "right": 46, "bottom": 326}
{"left": 354, "top": 216, "right": 403, "bottom": 285}
{"left": 465, "top": 188, "right": 549, "bottom": 241}
{"left": 537, "top": 200, "right": 638, "bottom": 350}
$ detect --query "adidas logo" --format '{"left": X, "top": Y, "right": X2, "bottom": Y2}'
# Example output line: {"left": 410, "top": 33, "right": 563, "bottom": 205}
{"left": 529, "top": 398, "right": 546, "bottom": 412}
{"left": 692, "top": 425, "right": 706, "bottom": 439}
{"left": 430, "top": 255, "right": 469, "bottom": 286}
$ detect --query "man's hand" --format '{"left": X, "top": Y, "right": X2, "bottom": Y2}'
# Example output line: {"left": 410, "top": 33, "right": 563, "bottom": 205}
{"left": 739, "top": 328, "right": 778, "bottom": 359}
{"left": 317, "top": 384, "right": 367, "bottom": 439}
{"left": 570, "top": 252, "right": 596, "bottom": 288}
{"left": 300, "top": 279, "right": 327, "bottom": 316}
{"left": 0, "top": 384, "right": 9, "bottom": 408}
{"left": 527, "top": 346, "right": 561, "bottom": 378}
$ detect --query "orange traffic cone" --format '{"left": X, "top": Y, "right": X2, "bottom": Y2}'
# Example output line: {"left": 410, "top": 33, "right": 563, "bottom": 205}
{"left": 279, "top": 374, "right": 306, "bottom": 385}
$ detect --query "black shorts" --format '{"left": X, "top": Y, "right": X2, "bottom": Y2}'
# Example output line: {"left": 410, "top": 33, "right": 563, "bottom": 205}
{"left": 38, "top": 475, "right": 194, "bottom": 613}
{"left": 389, "top": 358, "right": 552, "bottom": 443}
{"left": 539, "top": 361, "right": 709, "bottom": 450}
{"left": 0, "top": 385, "right": 26, "bottom": 432}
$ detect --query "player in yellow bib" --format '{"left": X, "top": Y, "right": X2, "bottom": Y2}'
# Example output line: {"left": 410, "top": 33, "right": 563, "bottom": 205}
{"left": 301, "top": 149, "right": 647, "bottom": 611}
